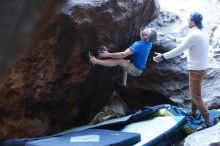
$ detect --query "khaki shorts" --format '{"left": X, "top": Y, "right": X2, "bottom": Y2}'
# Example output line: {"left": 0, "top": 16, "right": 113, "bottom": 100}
{"left": 124, "top": 61, "right": 143, "bottom": 76}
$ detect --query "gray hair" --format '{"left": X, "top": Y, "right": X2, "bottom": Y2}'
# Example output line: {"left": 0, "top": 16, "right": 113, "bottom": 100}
{"left": 146, "top": 28, "right": 157, "bottom": 42}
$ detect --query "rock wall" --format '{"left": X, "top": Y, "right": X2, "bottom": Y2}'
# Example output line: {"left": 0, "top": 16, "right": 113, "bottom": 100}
{"left": 0, "top": 0, "right": 65, "bottom": 80}
{"left": 0, "top": 0, "right": 160, "bottom": 140}
{"left": 140, "top": 9, "right": 220, "bottom": 110}
{"left": 184, "top": 122, "right": 220, "bottom": 146}
{"left": 128, "top": 11, "right": 190, "bottom": 106}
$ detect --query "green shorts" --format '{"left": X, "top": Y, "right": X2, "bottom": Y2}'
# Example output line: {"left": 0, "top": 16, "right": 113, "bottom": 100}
{"left": 124, "top": 61, "right": 143, "bottom": 76}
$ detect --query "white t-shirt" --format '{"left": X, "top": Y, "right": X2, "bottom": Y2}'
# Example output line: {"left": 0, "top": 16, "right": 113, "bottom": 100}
{"left": 163, "top": 27, "right": 209, "bottom": 70}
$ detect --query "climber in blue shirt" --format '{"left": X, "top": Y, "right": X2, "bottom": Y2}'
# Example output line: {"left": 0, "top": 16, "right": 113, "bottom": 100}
{"left": 90, "top": 28, "right": 157, "bottom": 87}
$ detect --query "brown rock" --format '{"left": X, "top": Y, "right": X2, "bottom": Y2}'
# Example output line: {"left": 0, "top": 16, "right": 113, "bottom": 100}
{"left": 0, "top": 0, "right": 160, "bottom": 140}
{"left": 0, "top": 0, "right": 65, "bottom": 80}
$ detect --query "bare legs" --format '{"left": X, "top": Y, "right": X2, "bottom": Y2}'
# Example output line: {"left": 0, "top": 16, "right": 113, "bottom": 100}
{"left": 122, "top": 70, "right": 127, "bottom": 86}
{"left": 90, "top": 56, "right": 129, "bottom": 86}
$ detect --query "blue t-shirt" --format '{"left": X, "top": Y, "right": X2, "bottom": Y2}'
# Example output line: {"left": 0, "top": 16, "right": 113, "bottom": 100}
{"left": 129, "top": 40, "right": 152, "bottom": 71}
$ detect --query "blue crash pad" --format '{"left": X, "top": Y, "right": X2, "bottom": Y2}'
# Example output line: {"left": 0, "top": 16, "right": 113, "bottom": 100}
{"left": 25, "top": 129, "right": 141, "bottom": 146}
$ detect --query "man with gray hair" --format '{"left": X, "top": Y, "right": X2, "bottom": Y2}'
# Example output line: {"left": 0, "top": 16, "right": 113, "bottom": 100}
{"left": 90, "top": 27, "right": 157, "bottom": 87}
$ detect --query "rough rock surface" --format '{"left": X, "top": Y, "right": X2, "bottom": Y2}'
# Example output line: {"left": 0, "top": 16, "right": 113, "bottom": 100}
{"left": 148, "top": 1, "right": 220, "bottom": 145}
{"left": 0, "top": 0, "right": 65, "bottom": 79}
{"left": 141, "top": 0, "right": 220, "bottom": 109}
{"left": 89, "top": 91, "right": 128, "bottom": 125}
{"left": 128, "top": 11, "right": 190, "bottom": 106}
{"left": 0, "top": 0, "right": 160, "bottom": 140}
{"left": 184, "top": 122, "right": 220, "bottom": 146}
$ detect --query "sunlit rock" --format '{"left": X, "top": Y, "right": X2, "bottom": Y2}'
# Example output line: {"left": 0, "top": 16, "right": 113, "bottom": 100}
{"left": 184, "top": 122, "right": 220, "bottom": 146}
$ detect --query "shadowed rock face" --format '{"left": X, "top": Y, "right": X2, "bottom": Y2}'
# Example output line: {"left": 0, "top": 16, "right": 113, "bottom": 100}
{"left": 124, "top": 11, "right": 190, "bottom": 107}
{"left": 0, "top": 0, "right": 65, "bottom": 80}
{"left": 0, "top": 0, "right": 160, "bottom": 140}
{"left": 117, "top": 87, "right": 175, "bottom": 110}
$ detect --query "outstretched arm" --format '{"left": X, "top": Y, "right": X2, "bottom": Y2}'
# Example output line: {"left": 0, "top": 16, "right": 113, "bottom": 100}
{"left": 100, "top": 48, "right": 133, "bottom": 59}
{"left": 163, "top": 33, "right": 194, "bottom": 59}
{"left": 153, "top": 33, "right": 195, "bottom": 62}
{"left": 167, "top": 34, "right": 184, "bottom": 43}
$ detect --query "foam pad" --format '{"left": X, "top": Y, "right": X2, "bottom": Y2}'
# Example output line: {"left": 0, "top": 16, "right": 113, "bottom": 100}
{"left": 25, "top": 129, "right": 141, "bottom": 146}
{"left": 121, "top": 116, "right": 186, "bottom": 146}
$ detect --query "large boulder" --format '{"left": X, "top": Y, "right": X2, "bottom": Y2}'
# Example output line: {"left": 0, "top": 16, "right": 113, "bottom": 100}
{"left": 0, "top": 0, "right": 160, "bottom": 140}
{"left": 128, "top": 11, "right": 190, "bottom": 106}
{"left": 138, "top": 9, "right": 220, "bottom": 109}
{"left": 0, "top": 0, "right": 65, "bottom": 80}
{"left": 184, "top": 122, "right": 220, "bottom": 146}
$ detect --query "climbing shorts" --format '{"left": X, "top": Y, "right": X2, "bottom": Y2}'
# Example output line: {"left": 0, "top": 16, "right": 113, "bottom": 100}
{"left": 124, "top": 61, "right": 143, "bottom": 76}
